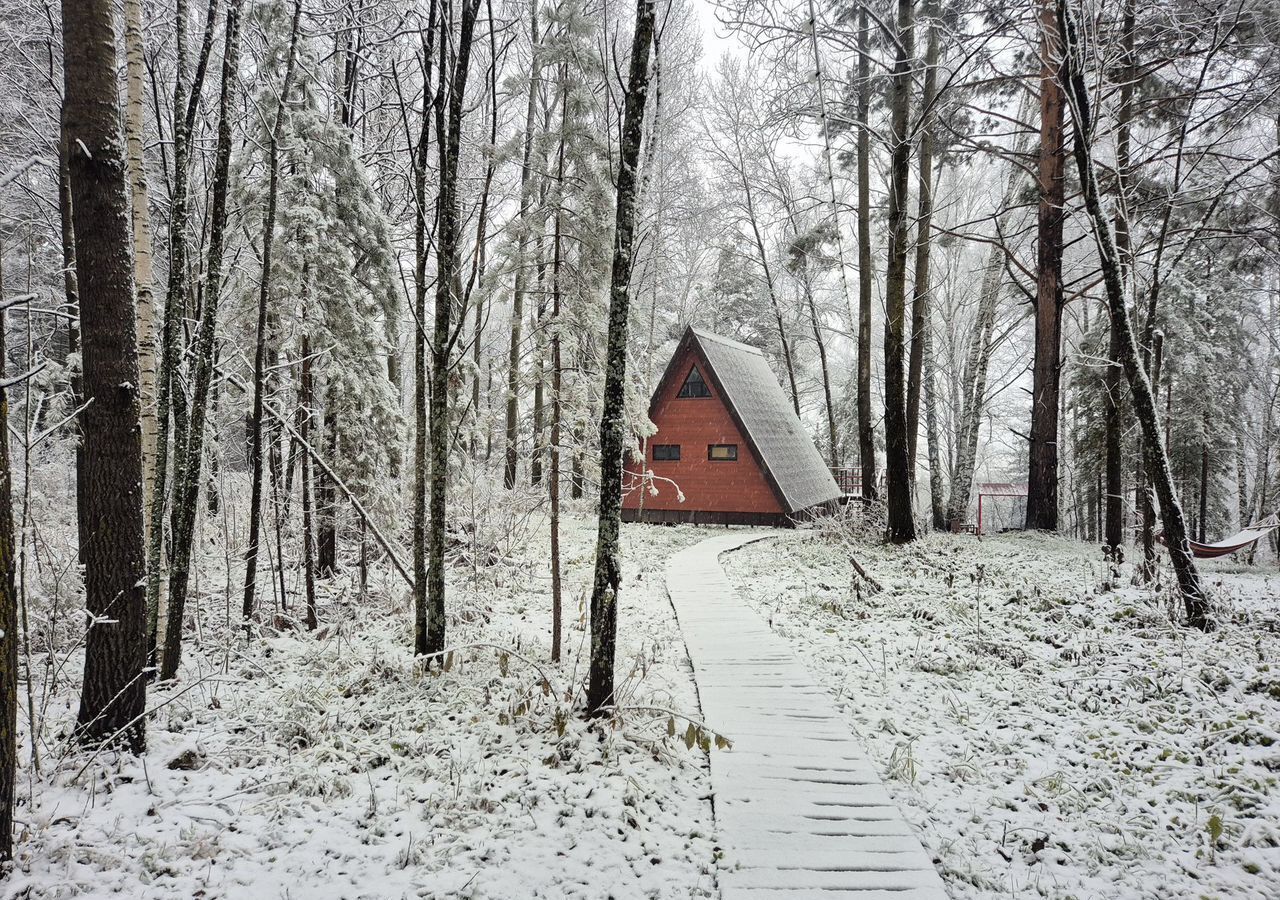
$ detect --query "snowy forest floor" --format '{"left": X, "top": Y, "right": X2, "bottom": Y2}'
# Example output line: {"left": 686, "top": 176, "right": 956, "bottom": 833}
{"left": 6, "top": 499, "right": 721, "bottom": 899}
{"left": 723, "top": 523, "right": 1280, "bottom": 900}
{"left": 8, "top": 494, "right": 1280, "bottom": 900}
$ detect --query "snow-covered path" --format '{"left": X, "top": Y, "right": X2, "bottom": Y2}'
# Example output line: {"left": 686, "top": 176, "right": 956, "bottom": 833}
{"left": 668, "top": 531, "right": 947, "bottom": 900}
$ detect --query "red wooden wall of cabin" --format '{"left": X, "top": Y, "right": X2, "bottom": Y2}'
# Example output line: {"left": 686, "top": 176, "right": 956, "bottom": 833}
{"left": 622, "top": 344, "right": 785, "bottom": 517}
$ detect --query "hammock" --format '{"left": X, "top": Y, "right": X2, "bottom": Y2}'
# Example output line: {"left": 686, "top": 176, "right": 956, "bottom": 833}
{"left": 1178, "top": 513, "right": 1280, "bottom": 560}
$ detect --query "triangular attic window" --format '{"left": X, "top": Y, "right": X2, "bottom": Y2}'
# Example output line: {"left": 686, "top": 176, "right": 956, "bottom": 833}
{"left": 678, "top": 365, "right": 711, "bottom": 398}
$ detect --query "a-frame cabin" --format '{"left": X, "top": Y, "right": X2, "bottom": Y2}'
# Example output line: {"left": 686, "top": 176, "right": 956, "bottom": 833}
{"left": 622, "top": 327, "right": 842, "bottom": 527}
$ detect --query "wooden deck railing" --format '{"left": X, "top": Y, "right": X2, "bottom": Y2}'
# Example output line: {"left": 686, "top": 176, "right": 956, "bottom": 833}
{"left": 830, "top": 467, "right": 862, "bottom": 497}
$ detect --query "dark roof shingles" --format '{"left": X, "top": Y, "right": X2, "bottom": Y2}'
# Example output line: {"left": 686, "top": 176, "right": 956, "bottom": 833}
{"left": 690, "top": 328, "right": 842, "bottom": 514}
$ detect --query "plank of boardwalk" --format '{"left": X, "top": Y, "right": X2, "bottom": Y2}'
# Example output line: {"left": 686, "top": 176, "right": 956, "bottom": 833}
{"left": 666, "top": 531, "right": 947, "bottom": 899}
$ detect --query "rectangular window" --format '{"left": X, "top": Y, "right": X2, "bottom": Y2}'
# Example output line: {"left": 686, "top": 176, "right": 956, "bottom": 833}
{"left": 652, "top": 444, "right": 681, "bottom": 461}
{"left": 708, "top": 444, "right": 738, "bottom": 461}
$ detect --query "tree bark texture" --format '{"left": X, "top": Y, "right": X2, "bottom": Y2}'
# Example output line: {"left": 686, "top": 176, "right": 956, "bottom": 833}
{"left": 882, "top": 0, "right": 916, "bottom": 544}
{"left": 586, "top": 0, "right": 656, "bottom": 715}
{"left": 1026, "top": 0, "right": 1066, "bottom": 531}
{"left": 64, "top": 0, "right": 149, "bottom": 747}
{"left": 123, "top": 0, "right": 158, "bottom": 540}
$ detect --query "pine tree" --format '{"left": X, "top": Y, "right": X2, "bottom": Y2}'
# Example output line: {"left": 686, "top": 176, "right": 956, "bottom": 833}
{"left": 63, "top": 0, "right": 149, "bottom": 748}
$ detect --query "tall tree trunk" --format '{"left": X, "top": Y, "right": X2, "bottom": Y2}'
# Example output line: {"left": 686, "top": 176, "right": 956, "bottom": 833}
{"left": 317, "top": 405, "right": 337, "bottom": 575}
{"left": 58, "top": 126, "right": 85, "bottom": 564}
{"left": 504, "top": 1, "right": 541, "bottom": 490}
{"left": 411, "top": 15, "right": 436, "bottom": 656}
{"left": 945, "top": 242, "right": 1003, "bottom": 526}
{"left": 123, "top": 0, "right": 158, "bottom": 538}
{"left": 1138, "top": 332, "right": 1163, "bottom": 578}
{"left": 63, "top": 0, "right": 149, "bottom": 746}
{"left": 549, "top": 78, "right": 567, "bottom": 663}
{"left": 1103, "top": 320, "right": 1124, "bottom": 555}
{"left": 1105, "top": 0, "right": 1135, "bottom": 560}
{"left": 1199, "top": 408, "right": 1210, "bottom": 543}
{"left": 162, "top": 0, "right": 244, "bottom": 681}
{"left": 531, "top": 296, "right": 546, "bottom": 484}
{"left": 1059, "top": 0, "right": 1209, "bottom": 628}
{"left": 148, "top": 0, "right": 219, "bottom": 664}
{"left": 923, "top": 300, "right": 945, "bottom": 530}
{"left": 855, "top": 5, "right": 876, "bottom": 502}
{"left": 301, "top": 329, "right": 317, "bottom": 631}
{"left": 242, "top": 0, "right": 302, "bottom": 623}
{"left": 425, "top": 0, "right": 484, "bottom": 657}
{"left": 1026, "top": 0, "right": 1066, "bottom": 531}
{"left": 0, "top": 254, "right": 18, "bottom": 859}
{"left": 882, "top": 0, "right": 916, "bottom": 544}
{"left": 586, "top": 0, "right": 655, "bottom": 715}
{"left": 906, "top": 8, "right": 939, "bottom": 481}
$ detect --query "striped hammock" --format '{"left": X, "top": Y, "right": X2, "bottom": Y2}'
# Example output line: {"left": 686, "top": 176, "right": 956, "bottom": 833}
{"left": 1182, "top": 513, "right": 1280, "bottom": 560}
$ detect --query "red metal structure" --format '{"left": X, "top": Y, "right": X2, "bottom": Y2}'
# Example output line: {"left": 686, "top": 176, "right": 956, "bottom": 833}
{"left": 622, "top": 327, "right": 842, "bottom": 527}
{"left": 975, "top": 482, "right": 1028, "bottom": 535}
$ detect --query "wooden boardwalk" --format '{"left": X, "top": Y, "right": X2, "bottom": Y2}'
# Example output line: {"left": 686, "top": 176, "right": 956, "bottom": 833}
{"left": 666, "top": 531, "right": 947, "bottom": 900}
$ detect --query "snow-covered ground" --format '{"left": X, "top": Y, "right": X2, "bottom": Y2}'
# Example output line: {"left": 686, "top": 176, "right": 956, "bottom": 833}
{"left": 6, "top": 512, "right": 718, "bottom": 899}
{"left": 13, "top": 503, "right": 1280, "bottom": 900}
{"left": 723, "top": 523, "right": 1280, "bottom": 900}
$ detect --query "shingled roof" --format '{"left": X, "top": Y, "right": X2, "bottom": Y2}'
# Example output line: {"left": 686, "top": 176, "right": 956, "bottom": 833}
{"left": 651, "top": 327, "right": 842, "bottom": 515}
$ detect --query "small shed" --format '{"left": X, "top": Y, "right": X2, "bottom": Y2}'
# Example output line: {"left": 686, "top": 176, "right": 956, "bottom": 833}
{"left": 622, "top": 327, "right": 842, "bottom": 527}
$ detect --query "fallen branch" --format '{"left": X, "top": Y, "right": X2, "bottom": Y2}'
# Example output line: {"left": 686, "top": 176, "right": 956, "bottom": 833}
{"left": 849, "top": 554, "right": 883, "bottom": 594}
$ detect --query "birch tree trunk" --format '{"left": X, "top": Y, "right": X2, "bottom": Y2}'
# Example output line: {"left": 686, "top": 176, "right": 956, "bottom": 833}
{"left": 63, "top": 0, "right": 149, "bottom": 745}
{"left": 803, "top": 275, "right": 840, "bottom": 467}
{"left": 123, "top": 0, "right": 158, "bottom": 538}
{"left": 1059, "top": 0, "right": 1210, "bottom": 629}
{"left": 586, "top": 0, "right": 656, "bottom": 715}
{"left": 945, "top": 241, "right": 1003, "bottom": 526}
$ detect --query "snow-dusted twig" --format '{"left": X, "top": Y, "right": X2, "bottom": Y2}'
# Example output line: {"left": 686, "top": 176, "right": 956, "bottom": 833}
{"left": 0, "top": 156, "right": 44, "bottom": 190}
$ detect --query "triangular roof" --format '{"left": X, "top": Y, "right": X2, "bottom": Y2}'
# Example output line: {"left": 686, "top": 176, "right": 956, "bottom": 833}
{"left": 650, "top": 327, "right": 842, "bottom": 515}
